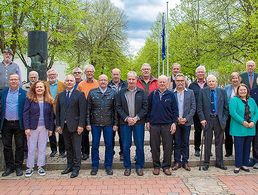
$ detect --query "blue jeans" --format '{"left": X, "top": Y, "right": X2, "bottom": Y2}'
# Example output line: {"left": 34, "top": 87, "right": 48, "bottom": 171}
{"left": 120, "top": 124, "right": 145, "bottom": 169}
{"left": 174, "top": 125, "right": 191, "bottom": 164}
{"left": 91, "top": 125, "right": 113, "bottom": 169}
{"left": 234, "top": 136, "right": 253, "bottom": 167}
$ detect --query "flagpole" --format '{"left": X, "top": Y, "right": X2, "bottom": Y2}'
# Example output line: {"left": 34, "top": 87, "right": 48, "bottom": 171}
{"left": 166, "top": 1, "right": 169, "bottom": 77}
{"left": 161, "top": 12, "right": 166, "bottom": 75}
{"left": 158, "top": 16, "right": 161, "bottom": 77}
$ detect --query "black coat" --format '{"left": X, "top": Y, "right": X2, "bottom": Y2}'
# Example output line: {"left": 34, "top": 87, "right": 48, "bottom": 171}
{"left": 56, "top": 90, "right": 86, "bottom": 132}
{"left": 87, "top": 87, "right": 117, "bottom": 126}
{"left": 115, "top": 87, "right": 148, "bottom": 125}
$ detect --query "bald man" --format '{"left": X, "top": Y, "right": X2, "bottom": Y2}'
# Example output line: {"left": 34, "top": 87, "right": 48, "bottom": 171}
{"left": 86, "top": 74, "right": 118, "bottom": 175}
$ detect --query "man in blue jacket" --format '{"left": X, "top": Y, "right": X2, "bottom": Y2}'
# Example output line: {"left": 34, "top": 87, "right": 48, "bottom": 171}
{"left": 0, "top": 73, "right": 26, "bottom": 177}
{"left": 147, "top": 75, "right": 178, "bottom": 175}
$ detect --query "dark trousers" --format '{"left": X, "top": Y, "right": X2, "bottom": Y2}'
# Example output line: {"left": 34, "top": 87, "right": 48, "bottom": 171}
{"left": 2, "top": 120, "right": 24, "bottom": 169}
{"left": 91, "top": 125, "right": 113, "bottom": 169}
{"left": 224, "top": 116, "right": 233, "bottom": 155}
{"left": 112, "top": 126, "right": 123, "bottom": 155}
{"left": 49, "top": 124, "right": 65, "bottom": 153}
{"left": 174, "top": 125, "right": 191, "bottom": 164}
{"left": 204, "top": 117, "right": 224, "bottom": 166}
{"left": 150, "top": 124, "right": 172, "bottom": 169}
{"left": 234, "top": 136, "right": 253, "bottom": 167}
{"left": 62, "top": 124, "right": 82, "bottom": 171}
{"left": 193, "top": 113, "right": 202, "bottom": 151}
{"left": 253, "top": 124, "right": 258, "bottom": 163}
{"left": 81, "top": 130, "right": 90, "bottom": 155}
{"left": 120, "top": 124, "right": 144, "bottom": 169}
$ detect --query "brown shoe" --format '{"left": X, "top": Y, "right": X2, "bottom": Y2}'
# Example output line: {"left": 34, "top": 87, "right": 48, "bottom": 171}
{"left": 152, "top": 168, "right": 160, "bottom": 175}
{"left": 182, "top": 163, "right": 191, "bottom": 171}
{"left": 163, "top": 168, "right": 172, "bottom": 176}
{"left": 172, "top": 163, "right": 181, "bottom": 171}
{"left": 124, "top": 169, "right": 131, "bottom": 176}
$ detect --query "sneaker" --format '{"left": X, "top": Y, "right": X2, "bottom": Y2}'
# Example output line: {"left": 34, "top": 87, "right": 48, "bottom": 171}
{"left": 253, "top": 163, "right": 258, "bottom": 169}
{"left": 25, "top": 169, "right": 33, "bottom": 177}
{"left": 38, "top": 167, "right": 46, "bottom": 176}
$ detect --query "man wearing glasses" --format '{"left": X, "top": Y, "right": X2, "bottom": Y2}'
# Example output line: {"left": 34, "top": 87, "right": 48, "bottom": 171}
{"left": 78, "top": 64, "right": 99, "bottom": 160}
{"left": 72, "top": 67, "right": 83, "bottom": 90}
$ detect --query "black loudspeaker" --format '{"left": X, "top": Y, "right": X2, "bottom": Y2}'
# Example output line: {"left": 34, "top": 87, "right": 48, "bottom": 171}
{"left": 28, "top": 31, "right": 48, "bottom": 60}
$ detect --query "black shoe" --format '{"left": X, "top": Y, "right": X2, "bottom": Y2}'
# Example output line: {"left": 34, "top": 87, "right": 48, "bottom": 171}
{"left": 16, "top": 167, "right": 23, "bottom": 176}
{"left": 225, "top": 153, "right": 232, "bottom": 157}
{"left": 61, "top": 167, "right": 73, "bottom": 175}
{"left": 2, "top": 168, "right": 14, "bottom": 177}
{"left": 194, "top": 150, "right": 200, "bottom": 157}
{"left": 124, "top": 169, "right": 131, "bottom": 176}
{"left": 90, "top": 168, "right": 98, "bottom": 175}
{"left": 215, "top": 164, "right": 227, "bottom": 170}
{"left": 59, "top": 152, "right": 66, "bottom": 158}
{"left": 70, "top": 170, "right": 79, "bottom": 178}
{"left": 50, "top": 151, "right": 57, "bottom": 157}
{"left": 234, "top": 168, "right": 240, "bottom": 174}
{"left": 240, "top": 166, "right": 250, "bottom": 172}
{"left": 106, "top": 169, "right": 113, "bottom": 175}
{"left": 136, "top": 168, "right": 144, "bottom": 176}
{"left": 202, "top": 165, "right": 209, "bottom": 171}
{"left": 210, "top": 152, "right": 213, "bottom": 157}
{"left": 82, "top": 154, "right": 89, "bottom": 160}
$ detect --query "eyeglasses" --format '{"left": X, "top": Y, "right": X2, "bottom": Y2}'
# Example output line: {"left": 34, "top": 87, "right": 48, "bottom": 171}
{"left": 73, "top": 72, "right": 82, "bottom": 74}
{"left": 176, "top": 80, "right": 184, "bottom": 82}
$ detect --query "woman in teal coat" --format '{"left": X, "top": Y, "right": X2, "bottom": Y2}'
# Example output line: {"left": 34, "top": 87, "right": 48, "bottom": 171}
{"left": 229, "top": 84, "right": 258, "bottom": 173}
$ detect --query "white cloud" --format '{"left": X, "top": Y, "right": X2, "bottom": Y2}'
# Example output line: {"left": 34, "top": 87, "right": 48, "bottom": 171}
{"left": 111, "top": 0, "right": 181, "bottom": 56}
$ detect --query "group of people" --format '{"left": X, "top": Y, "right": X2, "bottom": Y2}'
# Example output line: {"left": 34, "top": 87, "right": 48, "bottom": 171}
{"left": 0, "top": 48, "right": 258, "bottom": 179}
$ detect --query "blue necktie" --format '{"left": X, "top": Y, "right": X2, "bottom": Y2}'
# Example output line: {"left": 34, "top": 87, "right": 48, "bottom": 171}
{"left": 211, "top": 90, "right": 215, "bottom": 114}
{"left": 65, "top": 91, "right": 70, "bottom": 105}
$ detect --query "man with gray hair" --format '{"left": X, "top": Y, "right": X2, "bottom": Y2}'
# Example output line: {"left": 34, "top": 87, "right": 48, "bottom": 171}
{"left": 56, "top": 74, "right": 86, "bottom": 178}
{"left": 240, "top": 60, "right": 258, "bottom": 90}
{"left": 197, "top": 74, "right": 228, "bottom": 171}
{"left": 147, "top": 75, "right": 178, "bottom": 175}
{"left": 78, "top": 64, "right": 99, "bottom": 160}
{"left": 189, "top": 65, "right": 207, "bottom": 157}
{"left": 116, "top": 71, "right": 148, "bottom": 176}
{"left": 0, "top": 48, "right": 22, "bottom": 91}
{"left": 46, "top": 68, "right": 66, "bottom": 158}
{"left": 72, "top": 67, "right": 83, "bottom": 90}
{"left": 170, "top": 63, "right": 181, "bottom": 89}
{"left": 137, "top": 63, "right": 158, "bottom": 95}
{"left": 22, "top": 71, "right": 39, "bottom": 91}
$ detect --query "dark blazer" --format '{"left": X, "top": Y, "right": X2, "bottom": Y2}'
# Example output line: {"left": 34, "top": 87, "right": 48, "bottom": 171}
{"left": 56, "top": 90, "right": 86, "bottom": 132}
{"left": 0, "top": 87, "right": 27, "bottom": 130}
{"left": 23, "top": 98, "right": 54, "bottom": 131}
{"left": 251, "top": 87, "right": 258, "bottom": 105}
{"left": 197, "top": 87, "right": 228, "bottom": 130}
{"left": 174, "top": 89, "right": 196, "bottom": 126}
{"left": 116, "top": 87, "right": 148, "bottom": 125}
{"left": 240, "top": 72, "right": 258, "bottom": 89}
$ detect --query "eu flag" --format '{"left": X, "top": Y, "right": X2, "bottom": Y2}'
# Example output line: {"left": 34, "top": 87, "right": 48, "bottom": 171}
{"left": 161, "top": 13, "right": 166, "bottom": 61}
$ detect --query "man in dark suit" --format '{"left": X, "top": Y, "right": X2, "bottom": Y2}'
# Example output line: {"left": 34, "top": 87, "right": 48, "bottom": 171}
{"left": 56, "top": 75, "right": 86, "bottom": 178}
{"left": 0, "top": 73, "right": 26, "bottom": 177}
{"left": 197, "top": 74, "right": 228, "bottom": 171}
{"left": 170, "top": 63, "right": 181, "bottom": 89}
{"left": 173, "top": 73, "right": 196, "bottom": 171}
{"left": 240, "top": 60, "right": 258, "bottom": 91}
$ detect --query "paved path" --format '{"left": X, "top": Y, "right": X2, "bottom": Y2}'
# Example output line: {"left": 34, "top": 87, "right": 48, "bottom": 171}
{"left": 1, "top": 167, "right": 257, "bottom": 195}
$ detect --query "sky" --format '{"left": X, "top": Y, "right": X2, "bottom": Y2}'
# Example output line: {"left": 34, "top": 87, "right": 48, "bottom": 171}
{"left": 110, "top": 0, "right": 181, "bottom": 56}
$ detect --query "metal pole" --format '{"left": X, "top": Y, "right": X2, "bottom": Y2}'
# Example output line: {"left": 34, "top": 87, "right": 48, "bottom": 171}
{"left": 166, "top": 1, "right": 169, "bottom": 77}
{"left": 162, "top": 60, "right": 165, "bottom": 75}
{"left": 158, "top": 17, "right": 161, "bottom": 77}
